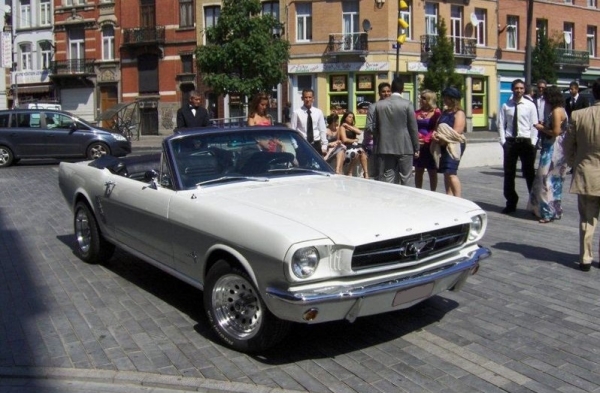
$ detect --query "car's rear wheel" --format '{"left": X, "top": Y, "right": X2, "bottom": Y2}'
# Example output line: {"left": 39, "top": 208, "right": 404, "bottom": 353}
{"left": 74, "top": 201, "right": 115, "bottom": 264}
{"left": 203, "top": 260, "right": 290, "bottom": 352}
{"left": 0, "top": 145, "right": 14, "bottom": 168}
{"left": 87, "top": 142, "right": 110, "bottom": 159}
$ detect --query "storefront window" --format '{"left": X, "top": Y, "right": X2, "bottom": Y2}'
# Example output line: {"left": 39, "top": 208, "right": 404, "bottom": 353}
{"left": 355, "top": 74, "right": 376, "bottom": 129}
{"left": 329, "top": 75, "right": 349, "bottom": 115}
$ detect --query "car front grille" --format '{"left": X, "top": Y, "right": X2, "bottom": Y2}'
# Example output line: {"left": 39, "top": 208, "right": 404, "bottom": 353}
{"left": 351, "top": 224, "right": 469, "bottom": 271}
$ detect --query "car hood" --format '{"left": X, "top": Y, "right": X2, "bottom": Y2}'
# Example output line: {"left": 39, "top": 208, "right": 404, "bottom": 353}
{"left": 208, "top": 176, "right": 482, "bottom": 246}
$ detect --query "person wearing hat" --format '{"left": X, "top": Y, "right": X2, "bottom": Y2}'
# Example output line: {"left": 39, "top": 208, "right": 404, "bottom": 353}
{"left": 497, "top": 78, "right": 539, "bottom": 214}
{"left": 431, "top": 87, "right": 467, "bottom": 197}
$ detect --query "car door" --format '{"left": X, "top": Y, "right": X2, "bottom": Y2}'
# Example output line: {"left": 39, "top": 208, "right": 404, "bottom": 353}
{"left": 8, "top": 111, "right": 47, "bottom": 157}
{"left": 99, "top": 174, "right": 175, "bottom": 268}
{"left": 43, "top": 112, "right": 92, "bottom": 157}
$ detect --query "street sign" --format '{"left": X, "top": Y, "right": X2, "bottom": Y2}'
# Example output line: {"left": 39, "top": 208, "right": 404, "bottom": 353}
{"left": 392, "top": 44, "right": 398, "bottom": 49}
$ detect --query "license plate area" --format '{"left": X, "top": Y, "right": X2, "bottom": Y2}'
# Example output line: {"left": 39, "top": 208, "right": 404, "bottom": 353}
{"left": 392, "top": 282, "right": 434, "bottom": 307}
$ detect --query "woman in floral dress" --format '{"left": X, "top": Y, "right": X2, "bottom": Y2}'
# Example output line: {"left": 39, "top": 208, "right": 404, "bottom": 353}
{"left": 527, "top": 85, "right": 569, "bottom": 223}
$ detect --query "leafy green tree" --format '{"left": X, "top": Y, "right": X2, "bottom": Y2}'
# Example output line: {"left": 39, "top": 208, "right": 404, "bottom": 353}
{"left": 531, "top": 27, "right": 559, "bottom": 84}
{"left": 196, "top": 0, "right": 290, "bottom": 100}
{"left": 421, "top": 18, "right": 463, "bottom": 94}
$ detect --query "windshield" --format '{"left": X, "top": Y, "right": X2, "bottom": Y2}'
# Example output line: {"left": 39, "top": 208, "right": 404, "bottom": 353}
{"left": 168, "top": 128, "right": 334, "bottom": 189}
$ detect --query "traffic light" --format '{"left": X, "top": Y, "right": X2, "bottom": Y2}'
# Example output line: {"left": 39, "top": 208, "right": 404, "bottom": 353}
{"left": 397, "top": 0, "right": 409, "bottom": 45}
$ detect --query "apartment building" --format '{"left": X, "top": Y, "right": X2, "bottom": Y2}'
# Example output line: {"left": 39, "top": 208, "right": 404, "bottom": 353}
{"left": 285, "top": 0, "right": 498, "bottom": 131}
{"left": 6, "top": 0, "right": 54, "bottom": 109}
{"left": 498, "top": 0, "right": 600, "bottom": 104}
{"left": 47, "top": 0, "right": 197, "bottom": 133}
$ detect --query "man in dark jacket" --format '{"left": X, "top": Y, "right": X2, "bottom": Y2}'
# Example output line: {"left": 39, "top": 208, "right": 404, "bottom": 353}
{"left": 565, "top": 81, "right": 590, "bottom": 118}
{"left": 176, "top": 91, "right": 210, "bottom": 130}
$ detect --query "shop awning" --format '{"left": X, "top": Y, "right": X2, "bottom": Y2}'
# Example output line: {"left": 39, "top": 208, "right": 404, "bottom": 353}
{"left": 16, "top": 85, "right": 53, "bottom": 94}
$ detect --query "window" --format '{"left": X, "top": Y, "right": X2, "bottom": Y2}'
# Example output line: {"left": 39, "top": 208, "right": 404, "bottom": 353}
{"left": 179, "top": 0, "right": 193, "bottom": 28}
{"left": 399, "top": 1, "right": 412, "bottom": 40}
{"left": 588, "top": 26, "right": 596, "bottom": 57}
{"left": 536, "top": 18, "right": 548, "bottom": 44}
{"left": 102, "top": 25, "right": 115, "bottom": 60}
{"left": 39, "top": 42, "right": 52, "bottom": 69}
{"left": 262, "top": 1, "right": 280, "bottom": 20}
{"left": 342, "top": 1, "right": 359, "bottom": 50}
{"left": 588, "top": 0, "right": 597, "bottom": 7}
{"left": 507, "top": 16, "right": 518, "bottom": 50}
{"left": 450, "top": 6, "right": 463, "bottom": 54}
{"left": 474, "top": 9, "right": 486, "bottom": 46}
{"left": 68, "top": 28, "right": 85, "bottom": 72}
{"left": 65, "top": 0, "right": 84, "bottom": 5}
{"left": 296, "top": 3, "right": 312, "bottom": 42}
{"left": 181, "top": 53, "right": 193, "bottom": 74}
{"left": 19, "top": 43, "right": 32, "bottom": 70}
{"left": 40, "top": 0, "right": 51, "bottom": 26}
{"left": 19, "top": 0, "right": 31, "bottom": 28}
{"left": 138, "top": 54, "right": 159, "bottom": 94}
{"left": 424, "top": 3, "right": 438, "bottom": 36}
{"left": 564, "top": 22, "right": 574, "bottom": 50}
{"left": 204, "top": 6, "right": 220, "bottom": 44}
{"left": 141, "top": 0, "right": 156, "bottom": 28}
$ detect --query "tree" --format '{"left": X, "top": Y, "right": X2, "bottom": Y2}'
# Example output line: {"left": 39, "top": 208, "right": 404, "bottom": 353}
{"left": 195, "top": 0, "right": 290, "bottom": 101}
{"left": 531, "top": 27, "right": 559, "bottom": 84}
{"left": 421, "top": 18, "right": 463, "bottom": 94}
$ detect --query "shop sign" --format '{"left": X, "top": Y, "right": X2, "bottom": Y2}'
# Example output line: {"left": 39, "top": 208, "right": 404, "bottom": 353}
{"left": 407, "top": 62, "right": 485, "bottom": 75}
{"left": 288, "top": 62, "right": 388, "bottom": 74}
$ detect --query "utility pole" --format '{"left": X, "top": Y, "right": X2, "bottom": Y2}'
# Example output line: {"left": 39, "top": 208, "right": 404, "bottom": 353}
{"left": 524, "top": 0, "right": 534, "bottom": 85}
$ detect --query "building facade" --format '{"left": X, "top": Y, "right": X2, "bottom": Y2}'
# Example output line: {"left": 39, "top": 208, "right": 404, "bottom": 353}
{"left": 497, "top": 0, "right": 600, "bottom": 108}
{"left": 7, "top": 0, "right": 55, "bottom": 109}
{"left": 285, "top": 0, "right": 498, "bottom": 131}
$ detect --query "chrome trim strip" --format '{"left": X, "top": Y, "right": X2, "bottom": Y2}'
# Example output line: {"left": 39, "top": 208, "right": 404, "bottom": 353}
{"left": 266, "top": 247, "right": 491, "bottom": 304}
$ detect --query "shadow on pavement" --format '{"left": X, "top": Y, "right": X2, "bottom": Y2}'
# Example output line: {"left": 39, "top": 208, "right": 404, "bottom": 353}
{"left": 492, "top": 241, "right": 579, "bottom": 270}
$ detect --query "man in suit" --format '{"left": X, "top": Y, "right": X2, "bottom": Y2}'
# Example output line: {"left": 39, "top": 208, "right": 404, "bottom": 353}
{"left": 563, "top": 78, "right": 600, "bottom": 272}
{"left": 497, "top": 78, "right": 539, "bottom": 214}
{"left": 368, "top": 77, "right": 419, "bottom": 185}
{"left": 565, "top": 81, "right": 590, "bottom": 118}
{"left": 533, "top": 79, "right": 550, "bottom": 122}
{"left": 365, "top": 82, "right": 392, "bottom": 180}
{"left": 176, "top": 90, "right": 210, "bottom": 130}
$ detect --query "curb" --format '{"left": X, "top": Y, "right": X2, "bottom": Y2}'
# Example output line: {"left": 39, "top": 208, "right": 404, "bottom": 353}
{"left": 0, "top": 367, "right": 305, "bottom": 393}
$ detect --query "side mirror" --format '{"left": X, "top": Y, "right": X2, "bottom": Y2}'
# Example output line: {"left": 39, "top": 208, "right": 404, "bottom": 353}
{"left": 69, "top": 122, "right": 78, "bottom": 132}
{"left": 144, "top": 169, "right": 159, "bottom": 189}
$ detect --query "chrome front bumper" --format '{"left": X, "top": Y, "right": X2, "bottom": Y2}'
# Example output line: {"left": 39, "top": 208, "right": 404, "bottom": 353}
{"left": 265, "top": 246, "right": 491, "bottom": 324}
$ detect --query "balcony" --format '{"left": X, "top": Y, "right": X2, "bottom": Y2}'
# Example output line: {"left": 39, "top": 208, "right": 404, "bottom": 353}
{"left": 49, "top": 59, "right": 96, "bottom": 76}
{"left": 555, "top": 48, "right": 589, "bottom": 68}
{"left": 122, "top": 26, "right": 166, "bottom": 46}
{"left": 420, "top": 35, "right": 477, "bottom": 62}
{"left": 326, "top": 33, "right": 368, "bottom": 57}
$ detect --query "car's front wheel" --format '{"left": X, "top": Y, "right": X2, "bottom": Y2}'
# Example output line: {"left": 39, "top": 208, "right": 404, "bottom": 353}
{"left": 74, "top": 201, "right": 115, "bottom": 264}
{"left": 203, "top": 260, "right": 291, "bottom": 353}
{"left": 0, "top": 145, "right": 14, "bottom": 168}
{"left": 87, "top": 142, "right": 110, "bottom": 159}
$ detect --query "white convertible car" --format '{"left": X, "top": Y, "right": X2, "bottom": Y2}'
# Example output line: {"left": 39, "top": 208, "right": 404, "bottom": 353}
{"left": 58, "top": 126, "right": 491, "bottom": 352}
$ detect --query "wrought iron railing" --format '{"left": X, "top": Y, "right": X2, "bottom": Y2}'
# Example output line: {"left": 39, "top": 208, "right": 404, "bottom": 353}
{"left": 326, "top": 33, "right": 368, "bottom": 55}
{"left": 420, "top": 35, "right": 477, "bottom": 59}
{"left": 555, "top": 48, "right": 589, "bottom": 67}
{"left": 49, "top": 59, "right": 95, "bottom": 75}
{"left": 122, "top": 26, "right": 166, "bottom": 45}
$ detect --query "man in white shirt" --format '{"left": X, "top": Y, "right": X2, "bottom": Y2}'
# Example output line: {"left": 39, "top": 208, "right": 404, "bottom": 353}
{"left": 290, "top": 89, "right": 327, "bottom": 154}
{"left": 497, "top": 79, "right": 539, "bottom": 214}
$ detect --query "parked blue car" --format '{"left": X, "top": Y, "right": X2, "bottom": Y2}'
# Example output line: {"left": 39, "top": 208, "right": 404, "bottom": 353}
{"left": 0, "top": 109, "right": 131, "bottom": 167}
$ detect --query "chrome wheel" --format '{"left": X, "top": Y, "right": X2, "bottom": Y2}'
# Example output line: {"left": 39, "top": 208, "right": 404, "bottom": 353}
{"left": 75, "top": 208, "right": 91, "bottom": 254}
{"left": 87, "top": 143, "right": 109, "bottom": 159}
{"left": 211, "top": 274, "right": 262, "bottom": 340}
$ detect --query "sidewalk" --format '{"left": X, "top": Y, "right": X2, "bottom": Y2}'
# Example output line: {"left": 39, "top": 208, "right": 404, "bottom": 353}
{"left": 132, "top": 130, "right": 502, "bottom": 168}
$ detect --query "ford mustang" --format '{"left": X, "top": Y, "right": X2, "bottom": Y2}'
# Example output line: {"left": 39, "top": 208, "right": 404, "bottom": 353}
{"left": 58, "top": 126, "right": 491, "bottom": 352}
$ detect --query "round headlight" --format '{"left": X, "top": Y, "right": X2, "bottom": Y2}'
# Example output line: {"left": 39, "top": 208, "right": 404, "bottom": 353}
{"left": 469, "top": 215, "right": 483, "bottom": 240}
{"left": 292, "top": 247, "right": 320, "bottom": 278}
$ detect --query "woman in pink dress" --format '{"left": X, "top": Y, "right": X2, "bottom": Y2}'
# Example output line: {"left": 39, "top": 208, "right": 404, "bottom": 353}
{"left": 414, "top": 90, "right": 442, "bottom": 191}
{"left": 248, "top": 93, "right": 272, "bottom": 126}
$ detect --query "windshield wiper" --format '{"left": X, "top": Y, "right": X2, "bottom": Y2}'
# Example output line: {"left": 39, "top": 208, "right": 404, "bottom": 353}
{"left": 196, "top": 176, "right": 269, "bottom": 187}
{"left": 268, "top": 167, "right": 331, "bottom": 176}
